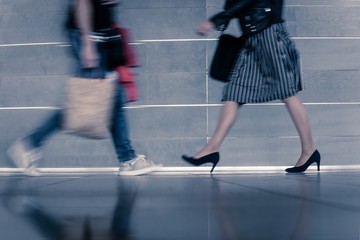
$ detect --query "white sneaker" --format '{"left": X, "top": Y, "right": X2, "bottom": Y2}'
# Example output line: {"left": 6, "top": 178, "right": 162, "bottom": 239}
{"left": 118, "top": 155, "right": 162, "bottom": 176}
{"left": 7, "top": 138, "right": 42, "bottom": 176}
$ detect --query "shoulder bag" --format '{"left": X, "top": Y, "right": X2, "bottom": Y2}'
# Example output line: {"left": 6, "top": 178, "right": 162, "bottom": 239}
{"left": 62, "top": 76, "right": 116, "bottom": 139}
{"left": 210, "top": 34, "right": 243, "bottom": 82}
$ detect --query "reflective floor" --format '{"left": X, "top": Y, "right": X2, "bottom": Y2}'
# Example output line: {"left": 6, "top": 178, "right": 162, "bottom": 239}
{"left": 1, "top": 170, "right": 360, "bottom": 240}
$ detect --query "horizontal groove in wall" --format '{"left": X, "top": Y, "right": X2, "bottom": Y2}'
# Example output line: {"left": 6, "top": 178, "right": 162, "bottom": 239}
{"left": 287, "top": 5, "right": 360, "bottom": 7}
{"left": 1, "top": 36, "right": 360, "bottom": 47}
{"left": 117, "top": 4, "right": 360, "bottom": 9}
{"left": 1, "top": 102, "right": 360, "bottom": 111}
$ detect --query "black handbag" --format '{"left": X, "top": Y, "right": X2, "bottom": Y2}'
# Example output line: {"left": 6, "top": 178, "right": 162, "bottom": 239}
{"left": 210, "top": 34, "right": 243, "bottom": 82}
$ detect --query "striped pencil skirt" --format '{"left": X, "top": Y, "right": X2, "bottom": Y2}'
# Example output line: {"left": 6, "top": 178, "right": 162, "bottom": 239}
{"left": 222, "top": 22, "right": 303, "bottom": 103}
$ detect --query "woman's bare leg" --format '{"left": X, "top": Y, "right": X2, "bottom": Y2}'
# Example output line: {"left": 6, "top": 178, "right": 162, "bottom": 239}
{"left": 194, "top": 101, "right": 242, "bottom": 158}
{"left": 282, "top": 95, "right": 316, "bottom": 166}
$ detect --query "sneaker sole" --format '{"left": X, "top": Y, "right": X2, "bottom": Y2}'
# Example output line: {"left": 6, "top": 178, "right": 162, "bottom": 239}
{"left": 7, "top": 140, "right": 41, "bottom": 175}
{"left": 24, "top": 169, "right": 42, "bottom": 177}
{"left": 7, "top": 143, "right": 28, "bottom": 169}
{"left": 118, "top": 165, "right": 162, "bottom": 176}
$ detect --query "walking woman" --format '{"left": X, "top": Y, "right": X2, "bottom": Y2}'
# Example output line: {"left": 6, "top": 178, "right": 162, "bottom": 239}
{"left": 182, "top": 0, "right": 320, "bottom": 173}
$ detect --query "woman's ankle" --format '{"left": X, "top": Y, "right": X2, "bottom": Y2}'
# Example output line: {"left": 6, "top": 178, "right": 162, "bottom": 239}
{"left": 195, "top": 146, "right": 218, "bottom": 158}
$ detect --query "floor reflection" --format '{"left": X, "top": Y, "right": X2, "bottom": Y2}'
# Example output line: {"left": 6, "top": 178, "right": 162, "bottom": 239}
{"left": 208, "top": 173, "right": 321, "bottom": 240}
{"left": 210, "top": 177, "right": 241, "bottom": 240}
{"left": 289, "top": 173, "right": 321, "bottom": 240}
{"left": 1, "top": 172, "right": 359, "bottom": 239}
{"left": 2, "top": 177, "right": 138, "bottom": 240}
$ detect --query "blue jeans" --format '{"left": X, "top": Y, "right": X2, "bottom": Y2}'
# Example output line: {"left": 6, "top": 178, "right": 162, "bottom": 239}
{"left": 28, "top": 30, "right": 136, "bottom": 162}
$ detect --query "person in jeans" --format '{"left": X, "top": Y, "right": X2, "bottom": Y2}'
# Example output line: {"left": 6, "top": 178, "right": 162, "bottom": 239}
{"left": 7, "top": 0, "right": 160, "bottom": 176}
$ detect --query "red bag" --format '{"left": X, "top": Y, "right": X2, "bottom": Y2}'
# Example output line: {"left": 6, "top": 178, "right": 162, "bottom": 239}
{"left": 116, "top": 66, "right": 139, "bottom": 102}
{"left": 113, "top": 25, "right": 140, "bottom": 102}
{"left": 116, "top": 27, "right": 139, "bottom": 67}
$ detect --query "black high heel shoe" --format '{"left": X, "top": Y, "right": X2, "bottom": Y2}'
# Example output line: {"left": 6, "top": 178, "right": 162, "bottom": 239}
{"left": 285, "top": 150, "right": 321, "bottom": 173}
{"left": 182, "top": 152, "right": 220, "bottom": 173}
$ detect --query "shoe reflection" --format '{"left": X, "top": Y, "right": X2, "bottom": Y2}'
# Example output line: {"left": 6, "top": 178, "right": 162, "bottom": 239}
{"left": 110, "top": 177, "right": 138, "bottom": 239}
{"left": 2, "top": 177, "right": 138, "bottom": 240}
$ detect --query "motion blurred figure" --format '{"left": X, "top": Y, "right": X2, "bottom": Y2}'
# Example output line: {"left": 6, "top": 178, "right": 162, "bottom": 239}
{"left": 7, "top": 0, "right": 161, "bottom": 176}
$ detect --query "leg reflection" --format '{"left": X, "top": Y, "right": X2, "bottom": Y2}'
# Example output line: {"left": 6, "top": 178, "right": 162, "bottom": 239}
{"left": 210, "top": 177, "right": 241, "bottom": 240}
{"left": 110, "top": 177, "right": 139, "bottom": 240}
{"left": 2, "top": 179, "right": 64, "bottom": 240}
{"left": 2, "top": 177, "right": 139, "bottom": 240}
{"left": 290, "top": 173, "right": 321, "bottom": 240}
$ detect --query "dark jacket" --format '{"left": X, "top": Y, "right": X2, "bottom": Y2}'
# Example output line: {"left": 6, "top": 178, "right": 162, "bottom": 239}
{"left": 210, "top": 0, "right": 284, "bottom": 35}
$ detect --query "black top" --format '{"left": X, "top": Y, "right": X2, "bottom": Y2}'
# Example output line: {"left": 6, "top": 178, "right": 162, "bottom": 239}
{"left": 67, "top": 0, "right": 115, "bottom": 31}
{"left": 92, "top": 0, "right": 114, "bottom": 30}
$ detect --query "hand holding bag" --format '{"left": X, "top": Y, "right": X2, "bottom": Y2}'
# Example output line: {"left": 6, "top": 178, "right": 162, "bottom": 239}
{"left": 62, "top": 77, "right": 116, "bottom": 139}
{"left": 210, "top": 34, "right": 243, "bottom": 82}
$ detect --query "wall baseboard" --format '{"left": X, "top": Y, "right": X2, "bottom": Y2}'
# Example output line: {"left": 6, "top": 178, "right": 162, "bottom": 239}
{"left": 0, "top": 165, "right": 358, "bottom": 176}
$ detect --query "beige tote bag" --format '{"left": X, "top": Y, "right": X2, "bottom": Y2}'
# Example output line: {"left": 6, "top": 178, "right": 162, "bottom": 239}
{"left": 62, "top": 77, "right": 116, "bottom": 139}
